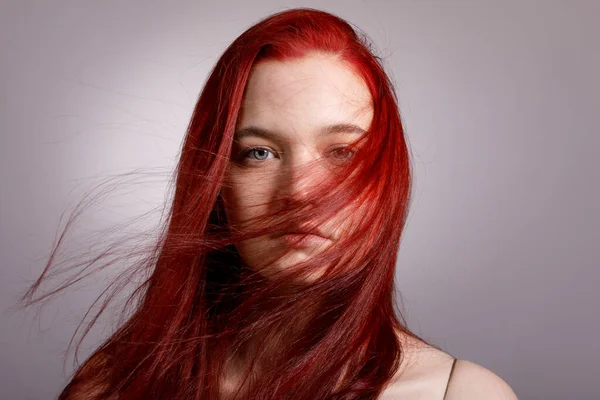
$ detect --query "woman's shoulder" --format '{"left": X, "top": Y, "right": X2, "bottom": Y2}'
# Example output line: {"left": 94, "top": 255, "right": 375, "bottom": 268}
{"left": 378, "top": 333, "right": 455, "bottom": 399}
{"left": 443, "top": 359, "right": 518, "bottom": 400}
{"left": 379, "top": 331, "right": 517, "bottom": 399}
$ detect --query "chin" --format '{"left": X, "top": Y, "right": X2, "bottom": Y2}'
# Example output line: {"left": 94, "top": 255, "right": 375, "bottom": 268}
{"left": 255, "top": 249, "right": 326, "bottom": 283}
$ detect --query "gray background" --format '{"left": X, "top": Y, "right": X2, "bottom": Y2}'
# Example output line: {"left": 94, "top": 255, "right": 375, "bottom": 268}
{"left": 2, "top": 1, "right": 599, "bottom": 399}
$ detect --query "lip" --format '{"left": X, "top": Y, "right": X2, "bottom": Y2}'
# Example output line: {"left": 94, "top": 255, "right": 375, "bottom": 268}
{"left": 279, "top": 231, "right": 331, "bottom": 248}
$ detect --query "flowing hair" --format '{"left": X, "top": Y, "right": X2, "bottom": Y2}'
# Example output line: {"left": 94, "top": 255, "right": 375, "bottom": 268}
{"left": 20, "top": 7, "right": 433, "bottom": 400}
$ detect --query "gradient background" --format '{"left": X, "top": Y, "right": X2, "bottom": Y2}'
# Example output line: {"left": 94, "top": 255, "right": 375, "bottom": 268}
{"left": 1, "top": 1, "right": 599, "bottom": 399}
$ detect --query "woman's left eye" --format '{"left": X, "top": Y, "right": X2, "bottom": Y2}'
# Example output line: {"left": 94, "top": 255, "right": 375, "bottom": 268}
{"left": 330, "top": 146, "right": 356, "bottom": 161}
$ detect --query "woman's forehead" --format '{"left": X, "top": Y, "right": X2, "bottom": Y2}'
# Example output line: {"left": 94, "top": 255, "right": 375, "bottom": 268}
{"left": 237, "top": 54, "right": 373, "bottom": 137}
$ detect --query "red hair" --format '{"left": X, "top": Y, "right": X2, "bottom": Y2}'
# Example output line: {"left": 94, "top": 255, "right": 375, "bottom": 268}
{"left": 21, "top": 7, "right": 432, "bottom": 399}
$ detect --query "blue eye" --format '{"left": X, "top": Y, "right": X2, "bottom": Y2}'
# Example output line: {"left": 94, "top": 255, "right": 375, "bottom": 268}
{"left": 242, "top": 147, "right": 275, "bottom": 162}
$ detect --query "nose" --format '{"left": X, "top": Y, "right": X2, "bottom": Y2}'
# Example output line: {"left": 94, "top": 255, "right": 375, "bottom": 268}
{"left": 279, "top": 150, "right": 324, "bottom": 204}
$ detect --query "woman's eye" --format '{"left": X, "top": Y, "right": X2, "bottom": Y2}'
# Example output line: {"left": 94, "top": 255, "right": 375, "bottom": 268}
{"left": 330, "top": 146, "right": 356, "bottom": 161}
{"left": 241, "top": 147, "right": 275, "bottom": 162}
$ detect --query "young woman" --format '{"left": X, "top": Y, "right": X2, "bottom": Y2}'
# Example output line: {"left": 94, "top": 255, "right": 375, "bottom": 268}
{"left": 23, "top": 7, "right": 518, "bottom": 400}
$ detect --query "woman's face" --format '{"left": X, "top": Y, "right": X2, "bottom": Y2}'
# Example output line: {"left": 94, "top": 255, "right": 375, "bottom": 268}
{"left": 221, "top": 52, "right": 373, "bottom": 280}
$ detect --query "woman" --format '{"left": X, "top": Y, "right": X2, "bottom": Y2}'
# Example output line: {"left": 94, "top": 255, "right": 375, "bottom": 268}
{"left": 23, "top": 7, "right": 517, "bottom": 400}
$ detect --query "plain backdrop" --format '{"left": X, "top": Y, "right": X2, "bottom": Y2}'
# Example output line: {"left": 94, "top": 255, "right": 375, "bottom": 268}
{"left": 1, "top": 1, "right": 599, "bottom": 399}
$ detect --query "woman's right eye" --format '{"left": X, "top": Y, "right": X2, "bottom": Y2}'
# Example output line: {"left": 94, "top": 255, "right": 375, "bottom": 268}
{"left": 240, "top": 147, "right": 276, "bottom": 163}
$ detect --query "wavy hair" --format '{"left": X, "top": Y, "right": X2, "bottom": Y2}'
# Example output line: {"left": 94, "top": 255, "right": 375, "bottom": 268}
{"left": 21, "top": 7, "right": 430, "bottom": 400}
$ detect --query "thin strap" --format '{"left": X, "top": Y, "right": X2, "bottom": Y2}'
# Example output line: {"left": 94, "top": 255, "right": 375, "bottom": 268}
{"left": 443, "top": 358, "right": 458, "bottom": 400}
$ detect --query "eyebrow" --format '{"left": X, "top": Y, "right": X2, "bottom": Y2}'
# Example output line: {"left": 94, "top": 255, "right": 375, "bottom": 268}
{"left": 233, "top": 123, "right": 367, "bottom": 141}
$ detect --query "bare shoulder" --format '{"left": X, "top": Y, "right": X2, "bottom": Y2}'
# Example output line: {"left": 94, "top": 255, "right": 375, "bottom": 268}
{"left": 379, "top": 330, "right": 517, "bottom": 400}
{"left": 378, "top": 332, "right": 456, "bottom": 399}
{"left": 445, "top": 359, "right": 518, "bottom": 400}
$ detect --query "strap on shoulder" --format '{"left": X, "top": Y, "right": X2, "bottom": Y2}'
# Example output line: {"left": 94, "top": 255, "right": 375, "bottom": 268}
{"left": 443, "top": 358, "right": 458, "bottom": 399}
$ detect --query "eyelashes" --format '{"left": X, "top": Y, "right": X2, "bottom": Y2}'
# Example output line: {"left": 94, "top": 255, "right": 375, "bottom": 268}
{"left": 236, "top": 145, "right": 357, "bottom": 165}
{"left": 241, "top": 146, "right": 275, "bottom": 162}
{"left": 329, "top": 146, "right": 356, "bottom": 161}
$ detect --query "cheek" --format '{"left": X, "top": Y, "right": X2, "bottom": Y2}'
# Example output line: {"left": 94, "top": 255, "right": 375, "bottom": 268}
{"left": 221, "top": 170, "right": 280, "bottom": 272}
{"left": 327, "top": 195, "right": 373, "bottom": 238}
{"left": 222, "top": 172, "right": 276, "bottom": 225}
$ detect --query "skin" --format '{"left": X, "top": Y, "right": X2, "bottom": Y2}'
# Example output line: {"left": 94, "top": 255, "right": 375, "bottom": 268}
{"left": 219, "top": 52, "right": 518, "bottom": 399}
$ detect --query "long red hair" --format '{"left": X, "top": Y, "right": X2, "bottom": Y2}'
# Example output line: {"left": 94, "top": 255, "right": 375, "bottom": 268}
{"left": 22, "top": 7, "right": 430, "bottom": 399}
